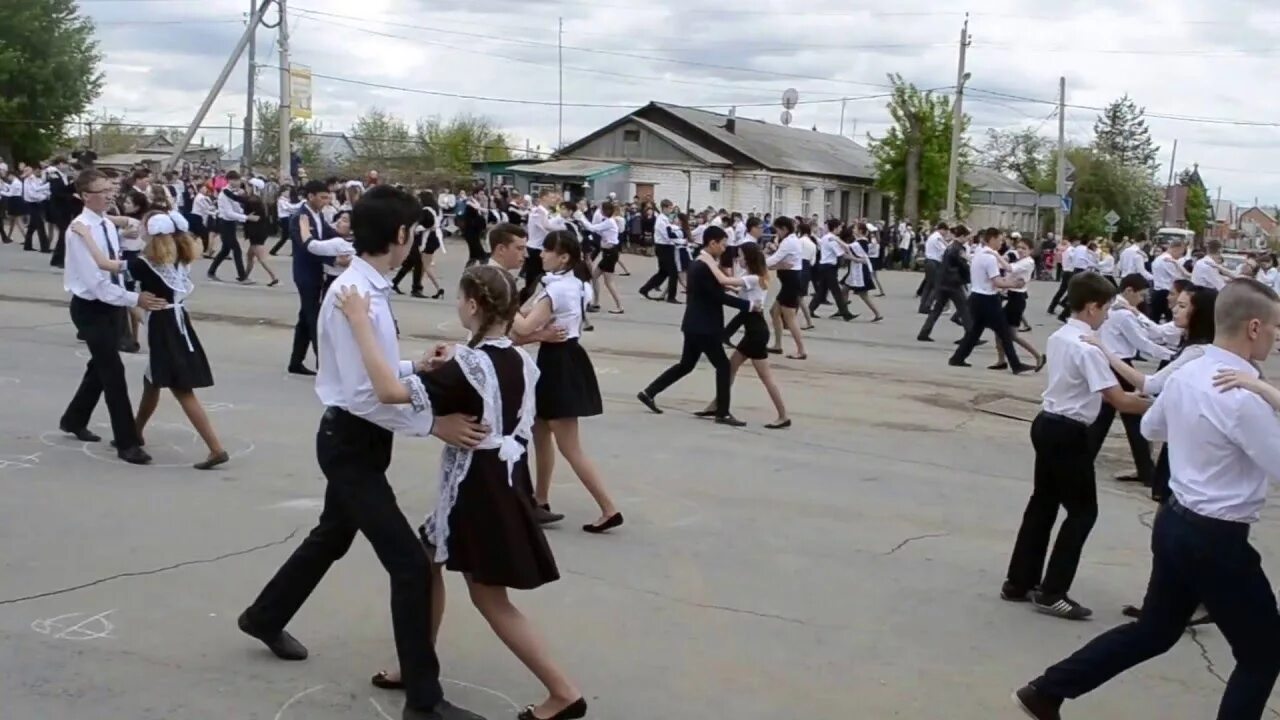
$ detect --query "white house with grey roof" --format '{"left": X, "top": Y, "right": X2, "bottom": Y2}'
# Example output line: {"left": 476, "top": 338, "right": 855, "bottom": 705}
{"left": 963, "top": 166, "right": 1057, "bottom": 235}
{"left": 499, "top": 102, "right": 885, "bottom": 221}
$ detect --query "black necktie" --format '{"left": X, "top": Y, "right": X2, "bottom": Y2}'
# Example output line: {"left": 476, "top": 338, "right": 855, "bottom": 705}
{"left": 102, "top": 221, "right": 121, "bottom": 286}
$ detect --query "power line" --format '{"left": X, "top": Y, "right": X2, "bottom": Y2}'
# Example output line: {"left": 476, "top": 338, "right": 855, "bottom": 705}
{"left": 967, "top": 87, "right": 1280, "bottom": 128}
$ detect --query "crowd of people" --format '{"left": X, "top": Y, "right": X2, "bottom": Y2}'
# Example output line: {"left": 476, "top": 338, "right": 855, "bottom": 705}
{"left": 7, "top": 149, "right": 1280, "bottom": 719}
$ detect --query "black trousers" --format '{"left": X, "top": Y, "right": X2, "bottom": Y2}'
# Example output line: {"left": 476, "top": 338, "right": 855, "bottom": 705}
{"left": 50, "top": 209, "right": 71, "bottom": 266}
{"left": 645, "top": 332, "right": 733, "bottom": 418}
{"left": 23, "top": 201, "right": 49, "bottom": 251}
{"left": 1049, "top": 269, "right": 1076, "bottom": 315}
{"left": 289, "top": 284, "right": 322, "bottom": 369}
{"left": 917, "top": 259, "right": 940, "bottom": 313}
{"left": 918, "top": 284, "right": 971, "bottom": 339}
{"left": 1087, "top": 361, "right": 1154, "bottom": 484}
{"left": 1033, "top": 503, "right": 1280, "bottom": 719}
{"left": 393, "top": 238, "right": 425, "bottom": 292}
{"left": 464, "top": 228, "right": 486, "bottom": 266}
{"left": 1147, "top": 288, "right": 1172, "bottom": 323}
{"left": 0, "top": 199, "right": 9, "bottom": 243}
{"left": 1151, "top": 445, "right": 1171, "bottom": 501}
{"left": 209, "top": 221, "right": 246, "bottom": 279}
{"left": 950, "top": 293, "right": 1025, "bottom": 371}
{"left": 808, "top": 264, "right": 853, "bottom": 318}
{"left": 60, "top": 297, "right": 141, "bottom": 450}
{"left": 1006, "top": 412, "right": 1097, "bottom": 596}
{"left": 270, "top": 218, "right": 291, "bottom": 254}
{"left": 640, "top": 245, "right": 678, "bottom": 301}
{"left": 520, "top": 248, "right": 544, "bottom": 304}
{"left": 243, "top": 408, "right": 443, "bottom": 712}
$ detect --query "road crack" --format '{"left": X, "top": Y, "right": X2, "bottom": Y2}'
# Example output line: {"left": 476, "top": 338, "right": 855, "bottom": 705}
{"left": 883, "top": 532, "right": 950, "bottom": 556}
{"left": 0, "top": 528, "right": 300, "bottom": 606}
{"left": 563, "top": 569, "right": 814, "bottom": 626}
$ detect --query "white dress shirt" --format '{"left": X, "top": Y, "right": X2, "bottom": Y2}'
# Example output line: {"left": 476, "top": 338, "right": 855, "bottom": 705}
{"left": 22, "top": 175, "right": 50, "bottom": 203}
{"left": 897, "top": 225, "right": 913, "bottom": 251}
{"left": 1099, "top": 297, "right": 1175, "bottom": 362}
{"left": 817, "top": 233, "right": 847, "bottom": 265}
{"left": 1007, "top": 256, "right": 1035, "bottom": 294}
{"left": 534, "top": 272, "right": 593, "bottom": 339}
{"left": 800, "top": 235, "right": 818, "bottom": 265}
{"left": 1098, "top": 254, "right": 1116, "bottom": 277}
{"left": 1152, "top": 252, "right": 1188, "bottom": 291}
{"left": 216, "top": 189, "right": 248, "bottom": 223}
{"left": 526, "top": 205, "right": 564, "bottom": 251}
{"left": 1041, "top": 318, "right": 1118, "bottom": 424}
{"left": 1141, "top": 345, "right": 1280, "bottom": 522}
{"left": 193, "top": 193, "right": 216, "bottom": 220}
{"left": 1138, "top": 345, "right": 1206, "bottom": 396}
{"left": 924, "top": 231, "right": 947, "bottom": 262}
{"left": 766, "top": 234, "right": 804, "bottom": 270}
{"left": 315, "top": 257, "right": 433, "bottom": 436}
{"left": 1118, "top": 244, "right": 1150, "bottom": 279}
{"left": 1072, "top": 245, "right": 1097, "bottom": 272}
{"left": 653, "top": 213, "right": 674, "bottom": 246}
{"left": 277, "top": 195, "right": 302, "bottom": 219}
{"left": 584, "top": 215, "right": 620, "bottom": 249}
{"left": 1191, "top": 256, "right": 1229, "bottom": 290}
{"left": 64, "top": 208, "right": 138, "bottom": 308}
{"left": 968, "top": 246, "right": 1002, "bottom": 295}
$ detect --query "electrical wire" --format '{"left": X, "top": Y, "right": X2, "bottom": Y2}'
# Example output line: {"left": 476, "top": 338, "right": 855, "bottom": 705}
{"left": 966, "top": 87, "right": 1280, "bottom": 128}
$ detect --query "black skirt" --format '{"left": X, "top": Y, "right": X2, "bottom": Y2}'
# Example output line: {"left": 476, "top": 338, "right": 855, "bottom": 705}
{"left": 535, "top": 338, "right": 603, "bottom": 419}
{"left": 598, "top": 246, "right": 620, "bottom": 273}
{"left": 424, "top": 233, "right": 441, "bottom": 254}
{"left": 6, "top": 197, "right": 25, "bottom": 216}
{"left": 1004, "top": 292, "right": 1028, "bottom": 327}
{"left": 145, "top": 307, "right": 214, "bottom": 390}
{"left": 735, "top": 311, "right": 770, "bottom": 360}
{"left": 776, "top": 269, "right": 803, "bottom": 309}
{"left": 420, "top": 453, "right": 559, "bottom": 590}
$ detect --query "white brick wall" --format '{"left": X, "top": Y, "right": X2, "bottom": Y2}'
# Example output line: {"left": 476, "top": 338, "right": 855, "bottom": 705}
{"left": 623, "top": 163, "right": 878, "bottom": 222}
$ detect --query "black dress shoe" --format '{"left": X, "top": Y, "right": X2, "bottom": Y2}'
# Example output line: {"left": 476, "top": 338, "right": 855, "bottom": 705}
{"left": 1012, "top": 684, "right": 1062, "bottom": 720}
{"left": 238, "top": 611, "right": 308, "bottom": 660}
{"left": 60, "top": 424, "right": 101, "bottom": 442}
{"left": 288, "top": 365, "right": 317, "bottom": 376}
{"left": 714, "top": 415, "right": 747, "bottom": 427}
{"left": 916, "top": 336, "right": 934, "bottom": 342}
{"left": 582, "top": 513, "right": 623, "bottom": 534}
{"left": 403, "top": 700, "right": 487, "bottom": 720}
{"left": 948, "top": 360, "right": 972, "bottom": 368}
{"left": 636, "top": 391, "right": 662, "bottom": 414}
{"left": 117, "top": 446, "right": 152, "bottom": 465}
{"left": 517, "top": 698, "right": 587, "bottom": 720}
{"left": 370, "top": 670, "right": 405, "bottom": 690}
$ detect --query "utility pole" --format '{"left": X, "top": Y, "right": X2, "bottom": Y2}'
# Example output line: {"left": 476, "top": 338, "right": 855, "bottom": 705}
{"left": 839, "top": 97, "right": 848, "bottom": 136}
{"left": 943, "top": 14, "right": 971, "bottom": 221}
{"left": 164, "top": 0, "right": 273, "bottom": 171}
{"left": 1165, "top": 139, "right": 1178, "bottom": 226}
{"left": 557, "top": 17, "right": 564, "bottom": 149}
{"left": 277, "top": 0, "right": 292, "bottom": 183}
{"left": 242, "top": 0, "right": 257, "bottom": 174}
{"left": 1054, "top": 76, "right": 1066, "bottom": 241}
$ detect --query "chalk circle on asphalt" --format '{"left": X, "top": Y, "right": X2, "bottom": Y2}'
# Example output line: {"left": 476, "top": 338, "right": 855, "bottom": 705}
{"left": 205, "top": 402, "right": 235, "bottom": 412}
{"left": 596, "top": 367, "right": 619, "bottom": 375}
{"left": 0, "top": 453, "right": 42, "bottom": 472}
{"left": 39, "top": 422, "right": 255, "bottom": 468}
{"left": 31, "top": 610, "right": 116, "bottom": 641}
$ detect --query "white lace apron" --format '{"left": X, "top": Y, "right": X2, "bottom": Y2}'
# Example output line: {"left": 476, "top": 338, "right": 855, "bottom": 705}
{"left": 139, "top": 259, "right": 196, "bottom": 380}
{"left": 402, "top": 337, "right": 539, "bottom": 563}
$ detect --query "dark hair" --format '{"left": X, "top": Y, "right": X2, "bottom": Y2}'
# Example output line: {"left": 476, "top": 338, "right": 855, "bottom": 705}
{"left": 1171, "top": 278, "right": 1192, "bottom": 296}
{"left": 1182, "top": 286, "right": 1217, "bottom": 347}
{"left": 952, "top": 224, "right": 971, "bottom": 238}
{"left": 351, "top": 185, "right": 419, "bottom": 255}
{"left": 935, "top": 221, "right": 949, "bottom": 230}
{"left": 740, "top": 242, "right": 770, "bottom": 289}
{"left": 1119, "top": 272, "right": 1150, "bottom": 292}
{"left": 1066, "top": 271, "right": 1117, "bottom": 312}
{"left": 417, "top": 190, "right": 437, "bottom": 211}
{"left": 772, "top": 216, "right": 795, "bottom": 235}
{"left": 543, "top": 229, "right": 591, "bottom": 282}
{"left": 131, "top": 168, "right": 151, "bottom": 181}
{"left": 981, "top": 227, "right": 1002, "bottom": 242}
{"left": 746, "top": 217, "right": 763, "bottom": 231}
{"left": 1206, "top": 240, "right": 1223, "bottom": 254}
{"left": 225, "top": 170, "right": 241, "bottom": 181}
{"left": 826, "top": 218, "right": 841, "bottom": 232}
{"left": 74, "top": 168, "right": 108, "bottom": 193}
{"left": 301, "top": 179, "right": 327, "bottom": 197}
{"left": 489, "top": 222, "right": 527, "bottom": 249}
{"left": 797, "top": 221, "right": 811, "bottom": 237}
{"left": 600, "top": 201, "right": 616, "bottom": 217}
{"left": 703, "top": 225, "right": 728, "bottom": 245}
{"left": 458, "top": 265, "right": 520, "bottom": 347}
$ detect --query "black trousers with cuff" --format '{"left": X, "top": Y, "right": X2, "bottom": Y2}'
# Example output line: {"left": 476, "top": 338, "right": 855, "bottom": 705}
{"left": 644, "top": 332, "right": 733, "bottom": 418}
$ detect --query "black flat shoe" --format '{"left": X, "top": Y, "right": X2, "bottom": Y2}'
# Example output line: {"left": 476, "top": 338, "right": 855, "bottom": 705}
{"left": 715, "top": 415, "right": 747, "bottom": 427}
{"left": 117, "top": 446, "right": 152, "bottom": 465}
{"left": 238, "top": 610, "right": 308, "bottom": 661}
{"left": 636, "top": 391, "right": 662, "bottom": 414}
{"left": 391, "top": 285, "right": 404, "bottom": 295}
{"left": 267, "top": 279, "right": 280, "bottom": 287}
{"left": 411, "top": 291, "right": 427, "bottom": 298}
{"left": 693, "top": 409, "right": 717, "bottom": 418}
{"left": 988, "top": 363, "right": 1009, "bottom": 371}
{"left": 583, "top": 513, "right": 623, "bottom": 534}
{"left": 764, "top": 419, "right": 792, "bottom": 429}
{"left": 518, "top": 698, "right": 587, "bottom": 720}
{"left": 60, "top": 424, "right": 101, "bottom": 442}
{"left": 371, "top": 670, "right": 405, "bottom": 690}
{"left": 432, "top": 289, "right": 445, "bottom": 299}
{"left": 194, "top": 451, "right": 230, "bottom": 470}
{"left": 288, "top": 365, "right": 317, "bottom": 376}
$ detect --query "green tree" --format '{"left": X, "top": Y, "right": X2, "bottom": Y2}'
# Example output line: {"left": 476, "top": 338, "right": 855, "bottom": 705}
{"left": 1184, "top": 183, "right": 1212, "bottom": 236}
{"left": 1051, "top": 147, "right": 1161, "bottom": 239}
{"left": 1092, "top": 95, "right": 1159, "bottom": 174}
{"left": 252, "top": 99, "right": 320, "bottom": 172}
{"left": 977, "top": 127, "right": 1053, "bottom": 189}
{"left": 414, "top": 115, "right": 513, "bottom": 175}
{"left": 868, "top": 74, "right": 970, "bottom": 222}
{"left": 83, "top": 113, "right": 148, "bottom": 155}
{"left": 0, "top": 0, "right": 102, "bottom": 162}
{"left": 351, "top": 108, "right": 413, "bottom": 167}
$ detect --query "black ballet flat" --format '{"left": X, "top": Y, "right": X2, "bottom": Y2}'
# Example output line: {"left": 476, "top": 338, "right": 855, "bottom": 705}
{"left": 583, "top": 513, "right": 623, "bottom": 534}
{"left": 432, "top": 289, "right": 445, "bottom": 299}
{"left": 518, "top": 698, "right": 587, "bottom": 720}
{"left": 391, "top": 285, "right": 404, "bottom": 295}
{"left": 370, "top": 670, "right": 405, "bottom": 690}
{"left": 693, "top": 409, "right": 717, "bottom": 418}
{"left": 764, "top": 419, "right": 792, "bottom": 430}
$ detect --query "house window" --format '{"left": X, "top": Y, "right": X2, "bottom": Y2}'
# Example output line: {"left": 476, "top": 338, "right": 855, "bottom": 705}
{"left": 709, "top": 179, "right": 721, "bottom": 193}
{"left": 823, "top": 190, "right": 835, "bottom": 220}
{"left": 772, "top": 185, "right": 786, "bottom": 217}
{"left": 622, "top": 129, "right": 641, "bottom": 142}
{"left": 801, "top": 188, "right": 814, "bottom": 218}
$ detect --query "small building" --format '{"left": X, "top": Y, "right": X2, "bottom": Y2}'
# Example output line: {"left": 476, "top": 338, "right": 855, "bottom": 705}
{"left": 1239, "top": 206, "right": 1279, "bottom": 250}
{"left": 481, "top": 101, "right": 884, "bottom": 221}
{"left": 963, "top": 166, "right": 1053, "bottom": 234}
{"left": 94, "top": 133, "right": 221, "bottom": 172}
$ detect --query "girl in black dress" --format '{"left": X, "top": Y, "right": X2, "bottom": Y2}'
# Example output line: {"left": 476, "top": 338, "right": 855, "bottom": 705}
{"left": 393, "top": 191, "right": 445, "bottom": 298}
{"left": 240, "top": 180, "right": 280, "bottom": 286}
{"left": 512, "top": 231, "right": 622, "bottom": 534}
{"left": 336, "top": 266, "right": 587, "bottom": 720}
{"left": 129, "top": 211, "right": 229, "bottom": 470}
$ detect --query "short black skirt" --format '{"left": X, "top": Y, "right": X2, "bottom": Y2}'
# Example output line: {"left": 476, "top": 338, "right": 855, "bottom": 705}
{"left": 776, "top": 269, "right": 803, "bottom": 309}
{"left": 535, "top": 338, "right": 603, "bottom": 420}
{"left": 598, "top": 246, "right": 620, "bottom": 273}
{"left": 1004, "top": 292, "right": 1028, "bottom": 328}
{"left": 424, "top": 232, "right": 441, "bottom": 254}
{"left": 7, "top": 197, "right": 27, "bottom": 216}
{"left": 735, "top": 311, "right": 770, "bottom": 360}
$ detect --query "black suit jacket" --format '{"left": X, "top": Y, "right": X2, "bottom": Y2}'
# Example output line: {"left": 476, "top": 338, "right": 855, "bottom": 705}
{"left": 682, "top": 258, "right": 750, "bottom": 335}
{"left": 939, "top": 241, "right": 971, "bottom": 289}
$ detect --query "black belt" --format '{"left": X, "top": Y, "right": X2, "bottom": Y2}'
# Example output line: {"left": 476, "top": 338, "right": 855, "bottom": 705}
{"left": 1167, "top": 498, "right": 1250, "bottom": 538}
{"left": 1038, "top": 411, "right": 1088, "bottom": 429}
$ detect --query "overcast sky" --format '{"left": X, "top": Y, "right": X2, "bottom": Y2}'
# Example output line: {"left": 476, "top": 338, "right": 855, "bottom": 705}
{"left": 82, "top": 0, "right": 1280, "bottom": 205}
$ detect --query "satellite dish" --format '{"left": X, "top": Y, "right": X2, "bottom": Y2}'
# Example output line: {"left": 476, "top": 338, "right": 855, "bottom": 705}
{"left": 780, "top": 110, "right": 793, "bottom": 126}
{"left": 781, "top": 88, "right": 799, "bottom": 110}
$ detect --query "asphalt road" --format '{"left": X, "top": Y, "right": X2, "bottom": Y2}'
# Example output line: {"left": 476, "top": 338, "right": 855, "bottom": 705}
{"left": 0, "top": 241, "right": 1275, "bottom": 719}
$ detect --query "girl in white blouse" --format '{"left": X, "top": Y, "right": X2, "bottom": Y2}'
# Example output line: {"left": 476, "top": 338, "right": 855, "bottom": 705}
{"left": 993, "top": 237, "right": 1045, "bottom": 371}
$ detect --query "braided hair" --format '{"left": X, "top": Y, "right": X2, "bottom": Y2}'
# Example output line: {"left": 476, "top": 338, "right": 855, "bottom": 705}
{"left": 459, "top": 265, "right": 520, "bottom": 347}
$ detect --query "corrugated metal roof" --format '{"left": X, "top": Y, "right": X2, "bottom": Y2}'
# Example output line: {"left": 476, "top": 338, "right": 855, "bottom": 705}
{"left": 509, "top": 159, "right": 626, "bottom": 179}
{"left": 964, "top": 166, "right": 1035, "bottom": 193}
{"left": 649, "top": 102, "right": 875, "bottom": 179}
{"left": 629, "top": 116, "right": 731, "bottom": 165}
